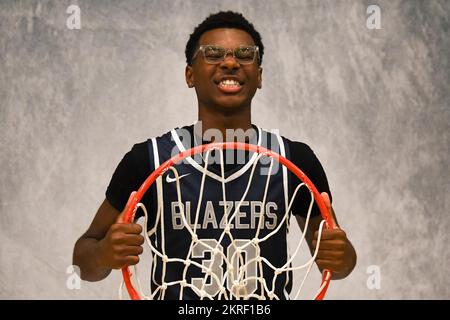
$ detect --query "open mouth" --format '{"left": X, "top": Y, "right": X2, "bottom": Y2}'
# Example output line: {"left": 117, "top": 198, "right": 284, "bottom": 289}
{"left": 217, "top": 79, "right": 242, "bottom": 93}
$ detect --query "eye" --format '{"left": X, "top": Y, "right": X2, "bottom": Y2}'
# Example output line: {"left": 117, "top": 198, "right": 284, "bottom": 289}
{"left": 236, "top": 47, "right": 255, "bottom": 59}
{"left": 204, "top": 46, "right": 224, "bottom": 59}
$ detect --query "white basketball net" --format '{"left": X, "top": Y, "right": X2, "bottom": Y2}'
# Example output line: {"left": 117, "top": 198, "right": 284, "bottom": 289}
{"left": 119, "top": 147, "right": 326, "bottom": 300}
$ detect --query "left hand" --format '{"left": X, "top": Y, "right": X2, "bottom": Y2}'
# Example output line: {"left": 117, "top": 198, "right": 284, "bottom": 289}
{"left": 312, "top": 192, "right": 356, "bottom": 279}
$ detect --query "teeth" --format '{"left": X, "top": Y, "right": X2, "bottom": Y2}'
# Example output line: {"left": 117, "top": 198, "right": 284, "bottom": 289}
{"left": 220, "top": 79, "right": 240, "bottom": 86}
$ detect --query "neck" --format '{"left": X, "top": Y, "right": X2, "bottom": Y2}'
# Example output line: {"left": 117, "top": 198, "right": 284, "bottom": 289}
{"left": 197, "top": 103, "right": 252, "bottom": 142}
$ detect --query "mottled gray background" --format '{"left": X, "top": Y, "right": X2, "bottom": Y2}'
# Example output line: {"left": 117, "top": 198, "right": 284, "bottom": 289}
{"left": 1, "top": 0, "right": 449, "bottom": 299}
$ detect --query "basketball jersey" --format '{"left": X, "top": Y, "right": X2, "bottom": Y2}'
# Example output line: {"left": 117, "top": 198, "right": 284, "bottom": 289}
{"left": 145, "top": 125, "right": 294, "bottom": 300}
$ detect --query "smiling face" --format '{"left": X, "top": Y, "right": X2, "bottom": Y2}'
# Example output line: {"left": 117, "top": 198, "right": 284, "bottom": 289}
{"left": 185, "top": 28, "right": 262, "bottom": 114}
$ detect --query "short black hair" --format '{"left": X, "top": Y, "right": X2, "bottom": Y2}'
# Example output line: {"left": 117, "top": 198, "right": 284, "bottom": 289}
{"left": 185, "top": 11, "right": 264, "bottom": 66}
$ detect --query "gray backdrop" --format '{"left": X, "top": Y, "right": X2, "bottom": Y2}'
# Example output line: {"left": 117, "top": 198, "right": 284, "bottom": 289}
{"left": 1, "top": 0, "right": 449, "bottom": 299}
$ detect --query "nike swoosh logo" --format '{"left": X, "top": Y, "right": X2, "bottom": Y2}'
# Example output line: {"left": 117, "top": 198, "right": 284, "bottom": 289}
{"left": 166, "top": 173, "right": 191, "bottom": 183}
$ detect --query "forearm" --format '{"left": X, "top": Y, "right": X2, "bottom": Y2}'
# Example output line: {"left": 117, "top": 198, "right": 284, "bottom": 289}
{"left": 73, "top": 237, "right": 112, "bottom": 282}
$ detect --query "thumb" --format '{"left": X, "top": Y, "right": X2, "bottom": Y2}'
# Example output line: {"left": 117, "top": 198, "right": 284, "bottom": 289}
{"left": 116, "top": 191, "right": 137, "bottom": 224}
{"left": 320, "top": 192, "right": 338, "bottom": 229}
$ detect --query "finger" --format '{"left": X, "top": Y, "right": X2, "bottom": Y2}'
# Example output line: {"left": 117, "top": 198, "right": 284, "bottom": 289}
{"left": 315, "top": 259, "right": 340, "bottom": 271}
{"left": 116, "top": 191, "right": 137, "bottom": 223}
{"left": 111, "top": 222, "right": 143, "bottom": 235}
{"left": 118, "top": 245, "right": 144, "bottom": 256}
{"left": 320, "top": 192, "right": 338, "bottom": 229}
{"left": 127, "top": 234, "right": 145, "bottom": 246}
{"left": 124, "top": 255, "right": 140, "bottom": 266}
{"left": 122, "top": 223, "right": 143, "bottom": 235}
{"left": 316, "top": 249, "right": 345, "bottom": 260}
{"left": 112, "top": 234, "right": 145, "bottom": 246}
{"left": 314, "top": 229, "right": 346, "bottom": 241}
{"left": 117, "top": 255, "right": 140, "bottom": 268}
{"left": 312, "top": 240, "right": 347, "bottom": 251}
{"left": 110, "top": 233, "right": 145, "bottom": 246}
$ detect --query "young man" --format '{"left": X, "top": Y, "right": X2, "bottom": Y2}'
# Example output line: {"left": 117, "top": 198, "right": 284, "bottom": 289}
{"left": 73, "top": 11, "right": 356, "bottom": 299}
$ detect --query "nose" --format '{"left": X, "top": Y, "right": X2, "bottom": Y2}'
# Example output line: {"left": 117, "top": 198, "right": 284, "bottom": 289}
{"left": 220, "top": 51, "right": 240, "bottom": 70}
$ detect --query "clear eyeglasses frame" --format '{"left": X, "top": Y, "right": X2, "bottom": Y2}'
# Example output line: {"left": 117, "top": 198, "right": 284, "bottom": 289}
{"left": 192, "top": 44, "right": 260, "bottom": 65}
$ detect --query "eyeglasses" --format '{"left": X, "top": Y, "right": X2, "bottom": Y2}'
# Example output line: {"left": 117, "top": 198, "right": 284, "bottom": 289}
{"left": 192, "top": 45, "right": 260, "bottom": 65}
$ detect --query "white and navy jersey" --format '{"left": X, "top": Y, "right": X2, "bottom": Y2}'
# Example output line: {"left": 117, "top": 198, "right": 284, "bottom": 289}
{"left": 106, "top": 124, "right": 332, "bottom": 300}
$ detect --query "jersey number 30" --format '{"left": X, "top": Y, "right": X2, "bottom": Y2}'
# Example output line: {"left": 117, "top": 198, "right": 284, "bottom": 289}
{"left": 191, "top": 239, "right": 258, "bottom": 297}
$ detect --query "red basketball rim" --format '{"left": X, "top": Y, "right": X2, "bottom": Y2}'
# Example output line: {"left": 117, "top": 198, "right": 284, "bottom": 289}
{"left": 118, "top": 142, "right": 337, "bottom": 300}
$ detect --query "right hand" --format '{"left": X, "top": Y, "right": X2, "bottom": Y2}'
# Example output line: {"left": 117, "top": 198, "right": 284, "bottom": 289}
{"left": 96, "top": 192, "right": 145, "bottom": 269}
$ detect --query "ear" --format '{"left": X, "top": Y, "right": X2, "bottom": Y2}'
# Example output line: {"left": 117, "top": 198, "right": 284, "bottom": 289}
{"left": 185, "top": 65, "right": 194, "bottom": 88}
{"left": 257, "top": 67, "right": 263, "bottom": 89}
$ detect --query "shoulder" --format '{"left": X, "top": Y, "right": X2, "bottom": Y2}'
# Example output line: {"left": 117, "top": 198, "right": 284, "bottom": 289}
{"left": 279, "top": 135, "right": 329, "bottom": 183}
{"left": 283, "top": 137, "right": 315, "bottom": 155}
{"left": 129, "top": 125, "right": 190, "bottom": 154}
{"left": 256, "top": 128, "right": 321, "bottom": 169}
{"left": 281, "top": 136, "right": 320, "bottom": 166}
{"left": 128, "top": 140, "right": 148, "bottom": 158}
{"left": 116, "top": 140, "right": 150, "bottom": 174}
{"left": 280, "top": 135, "right": 332, "bottom": 200}
{"left": 150, "top": 125, "right": 194, "bottom": 145}
{"left": 127, "top": 124, "right": 194, "bottom": 163}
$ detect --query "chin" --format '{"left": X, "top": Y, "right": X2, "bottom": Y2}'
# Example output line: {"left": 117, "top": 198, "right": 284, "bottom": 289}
{"left": 214, "top": 96, "right": 249, "bottom": 111}
{"left": 215, "top": 103, "right": 246, "bottom": 114}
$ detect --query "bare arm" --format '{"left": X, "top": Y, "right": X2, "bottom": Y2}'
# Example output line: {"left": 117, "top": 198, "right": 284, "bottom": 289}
{"left": 73, "top": 198, "right": 144, "bottom": 282}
